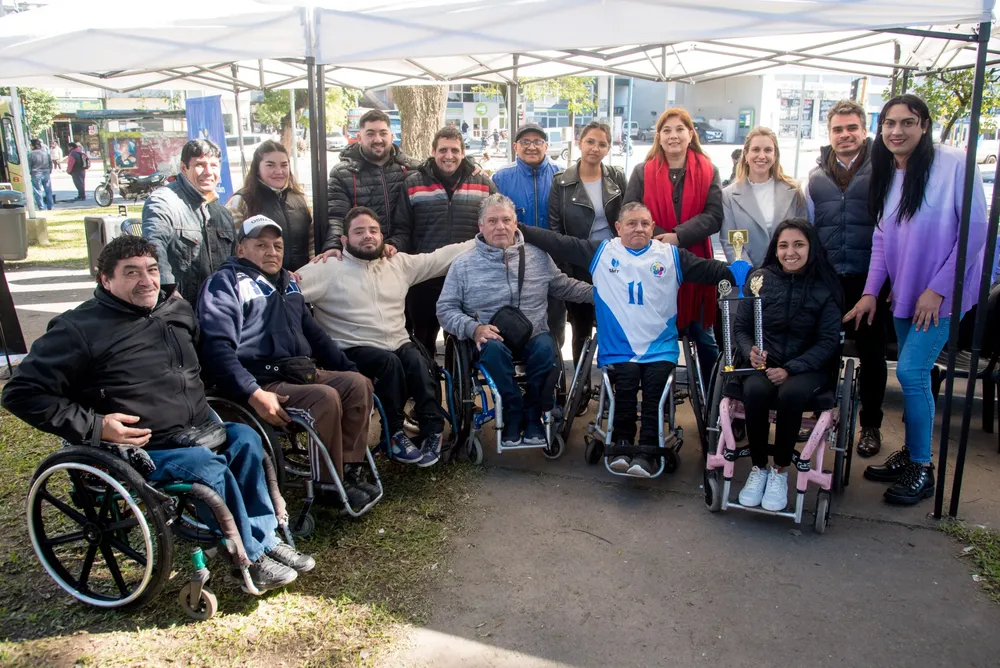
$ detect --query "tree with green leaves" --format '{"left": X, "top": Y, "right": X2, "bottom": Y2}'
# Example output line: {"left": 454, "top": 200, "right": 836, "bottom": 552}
{"left": 253, "top": 87, "right": 360, "bottom": 150}
{"left": 0, "top": 87, "right": 58, "bottom": 138}
{"left": 905, "top": 69, "right": 1000, "bottom": 142}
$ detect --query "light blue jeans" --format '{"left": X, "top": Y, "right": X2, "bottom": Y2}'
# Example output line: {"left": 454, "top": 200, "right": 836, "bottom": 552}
{"left": 894, "top": 316, "right": 951, "bottom": 464}
{"left": 31, "top": 172, "right": 53, "bottom": 210}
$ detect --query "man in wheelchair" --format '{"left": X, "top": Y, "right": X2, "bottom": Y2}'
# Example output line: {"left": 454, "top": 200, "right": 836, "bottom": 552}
{"left": 519, "top": 202, "right": 734, "bottom": 476}
{"left": 436, "top": 193, "right": 593, "bottom": 447}
{"left": 297, "top": 206, "right": 475, "bottom": 467}
{"left": 197, "top": 216, "right": 378, "bottom": 508}
{"left": 1, "top": 235, "right": 314, "bottom": 593}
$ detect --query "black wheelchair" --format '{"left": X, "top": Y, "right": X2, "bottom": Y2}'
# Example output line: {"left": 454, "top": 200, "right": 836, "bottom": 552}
{"left": 26, "top": 421, "right": 295, "bottom": 621}
{"left": 442, "top": 333, "right": 566, "bottom": 464}
{"left": 207, "top": 394, "right": 387, "bottom": 539}
{"left": 701, "top": 339, "right": 860, "bottom": 534}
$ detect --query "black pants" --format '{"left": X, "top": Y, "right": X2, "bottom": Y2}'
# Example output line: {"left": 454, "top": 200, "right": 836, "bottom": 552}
{"left": 841, "top": 274, "right": 890, "bottom": 429}
{"left": 406, "top": 277, "right": 446, "bottom": 357}
{"left": 71, "top": 170, "right": 86, "bottom": 199}
{"left": 343, "top": 343, "right": 444, "bottom": 438}
{"left": 608, "top": 361, "right": 675, "bottom": 445}
{"left": 742, "top": 371, "right": 829, "bottom": 468}
{"left": 566, "top": 301, "right": 594, "bottom": 367}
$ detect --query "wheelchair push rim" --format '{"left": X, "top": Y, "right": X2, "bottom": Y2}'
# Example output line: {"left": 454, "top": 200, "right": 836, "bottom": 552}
{"left": 27, "top": 454, "right": 170, "bottom": 609}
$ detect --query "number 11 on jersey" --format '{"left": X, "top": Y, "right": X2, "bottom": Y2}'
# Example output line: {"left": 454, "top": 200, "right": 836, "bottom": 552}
{"left": 627, "top": 281, "right": 644, "bottom": 306}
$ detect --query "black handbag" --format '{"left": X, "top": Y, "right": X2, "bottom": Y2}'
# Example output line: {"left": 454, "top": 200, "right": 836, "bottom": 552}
{"left": 245, "top": 356, "right": 318, "bottom": 385}
{"left": 489, "top": 245, "right": 533, "bottom": 356}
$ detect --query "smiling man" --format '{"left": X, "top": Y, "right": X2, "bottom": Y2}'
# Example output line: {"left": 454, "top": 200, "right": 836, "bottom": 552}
{"left": 805, "top": 99, "right": 889, "bottom": 458}
{"left": 142, "top": 139, "right": 235, "bottom": 306}
{"left": 393, "top": 126, "right": 497, "bottom": 355}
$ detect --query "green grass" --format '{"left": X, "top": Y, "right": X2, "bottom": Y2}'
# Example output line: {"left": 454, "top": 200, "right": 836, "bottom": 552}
{"left": 0, "top": 411, "right": 483, "bottom": 666}
{"left": 6, "top": 208, "right": 107, "bottom": 271}
{"left": 942, "top": 521, "right": 1000, "bottom": 604}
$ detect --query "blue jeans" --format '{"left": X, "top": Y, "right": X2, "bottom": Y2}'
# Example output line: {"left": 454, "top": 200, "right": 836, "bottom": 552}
{"left": 31, "top": 172, "right": 53, "bottom": 210}
{"left": 687, "top": 320, "right": 719, "bottom": 389}
{"left": 894, "top": 316, "right": 951, "bottom": 464}
{"left": 147, "top": 423, "right": 279, "bottom": 562}
{"left": 478, "top": 333, "right": 559, "bottom": 429}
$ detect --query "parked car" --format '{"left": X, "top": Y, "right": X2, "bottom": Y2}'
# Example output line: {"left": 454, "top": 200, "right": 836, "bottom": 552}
{"left": 327, "top": 129, "right": 348, "bottom": 152}
{"left": 636, "top": 125, "right": 657, "bottom": 141}
{"left": 694, "top": 121, "right": 724, "bottom": 143}
{"left": 225, "top": 134, "right": 272, "bottom": 164}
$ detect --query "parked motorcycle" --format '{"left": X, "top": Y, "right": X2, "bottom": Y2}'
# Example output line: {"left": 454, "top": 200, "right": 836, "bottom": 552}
{"left": 94, "top": 168, "right": 166, "bottom": 207}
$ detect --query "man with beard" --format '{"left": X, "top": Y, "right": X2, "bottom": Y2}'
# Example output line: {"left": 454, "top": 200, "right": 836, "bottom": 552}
{"left": 315, "top": 110, "right": 421, "bottom": 260}
{"left": 297, "top": 207, "right": 474, "bottom": 468}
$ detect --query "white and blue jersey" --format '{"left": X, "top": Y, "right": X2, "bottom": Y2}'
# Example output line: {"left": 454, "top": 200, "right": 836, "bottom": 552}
{"left": 589, "top": 238, "right": 683, "bottom": 367}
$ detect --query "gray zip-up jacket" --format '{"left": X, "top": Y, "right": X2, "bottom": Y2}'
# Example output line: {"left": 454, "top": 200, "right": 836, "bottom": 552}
{"left": 436, "top": 230, "right": 593, "bottom": 341}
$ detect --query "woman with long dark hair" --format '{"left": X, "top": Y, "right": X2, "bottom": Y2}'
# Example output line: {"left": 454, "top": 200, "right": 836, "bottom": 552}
{"left": 548, "top": 121, "right": 627, "bottom": 367}
{"left": 846, "top": 94, "right": 988, "bottom": 506}
{"left": 734, "top": 218, "right": 844, "bottom": 511}
{"left": 624, "top": 108, "right": 723, "bottom": 384}
{"left": 226, "top": 140, "right": 313, "bottom": 271}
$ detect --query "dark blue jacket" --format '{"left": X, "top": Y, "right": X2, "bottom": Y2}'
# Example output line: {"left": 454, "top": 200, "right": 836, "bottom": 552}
{"left": 493, "top": 157, "right": 562, "bottom": 229}
{"left": 197, "top": 257, "right": 355, "bottom": 399}
{"left": 806, "top": 139, "right": 875, "bottom": 276}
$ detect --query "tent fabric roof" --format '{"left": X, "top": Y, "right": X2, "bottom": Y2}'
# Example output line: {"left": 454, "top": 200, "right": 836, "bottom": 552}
{"left": 0, "top": 0, "right": 995, "bottom": 92}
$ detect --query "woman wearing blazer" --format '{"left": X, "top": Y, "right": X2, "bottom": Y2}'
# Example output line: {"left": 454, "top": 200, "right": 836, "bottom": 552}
{"left": 721, "top": 127, "right": 808, "bottom": 266}
{"left": 549, "top": 121, "right": 627, "bottom": 367}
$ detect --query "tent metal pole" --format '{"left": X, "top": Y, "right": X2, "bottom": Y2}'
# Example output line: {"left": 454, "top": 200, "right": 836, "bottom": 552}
{"left": 890, "top": 42, "right": 901, "bottom": 98}
{"left": 315, "top": 64, "right": 329, "bottom": 251}
{"left": 232, "top": 64, "right": 247, "bottom": 177}
{"left": 625, "top": 77, "right": 633, "bottom": 174}
{"left": 950, "top": 140, "right": 1000, "bottom": 517}
{"left": 306, "top": 56, "right": 322, "bottom": 251}
{"left": 289, "top": 88, "right": 298, "bottom": 181}
{"left": 509, "top": 54, "right": 519, "bottom": 162}
{"left": 880, "top": 27, "right": 978, "bottom": 43}
{"left": 793, "top": 76, "right": 805, "bottom": 179}
{"left": 933, "top": 20, "right": 992, "bottom": 520}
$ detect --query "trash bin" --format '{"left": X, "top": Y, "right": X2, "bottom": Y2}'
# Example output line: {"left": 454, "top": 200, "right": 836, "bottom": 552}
{"left": 0, "top": 189, "right": 27, "bottom": 261}
{"left": 84, "top": 215, "right": 129, "bottom": 277}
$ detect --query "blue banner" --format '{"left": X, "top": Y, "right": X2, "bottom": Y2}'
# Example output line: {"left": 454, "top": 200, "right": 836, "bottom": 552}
{"left": 185, "top": 95, "right": 234, "bottom": 204}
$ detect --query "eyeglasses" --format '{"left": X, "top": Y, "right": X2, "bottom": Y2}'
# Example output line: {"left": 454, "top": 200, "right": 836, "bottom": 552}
{"left": 881, "top": 118, "right": 920, "bottom": 130}
{"left": 517, "top": 139, "right": 547, "bottom": 148}
{"left": 581, "top": 138, "right": 610, "bottom": 150}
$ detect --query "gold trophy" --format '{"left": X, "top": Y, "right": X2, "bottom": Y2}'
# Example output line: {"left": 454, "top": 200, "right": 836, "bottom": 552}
{"left": 717, "top": 229, "right": 765, "bottom": 373}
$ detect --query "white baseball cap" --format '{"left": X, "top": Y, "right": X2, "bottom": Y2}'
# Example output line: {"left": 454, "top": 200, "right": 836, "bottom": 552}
{"left": 238, "top": 214, "right": 282, "bottom": 242}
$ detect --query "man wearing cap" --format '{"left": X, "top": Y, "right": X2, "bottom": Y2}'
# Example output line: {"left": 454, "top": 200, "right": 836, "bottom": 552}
{"left": 197, "top": 215, "right": 379, "bottom": 508}
{"left": 492, "top": 122, "right": 565, "bottom": 348}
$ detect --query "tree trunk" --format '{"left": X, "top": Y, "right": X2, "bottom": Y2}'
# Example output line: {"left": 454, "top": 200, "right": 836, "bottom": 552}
{"left": 280, "top": 115, "right": 295, "bottom": 154}
{"left": 391, "top": 85, "right": 447, "bottom": 158}
{"left": 567, "top": 110, "right": 575, "bottom": 164}
{"left": 940, "top": 115, "right": 959, "bottom": 143}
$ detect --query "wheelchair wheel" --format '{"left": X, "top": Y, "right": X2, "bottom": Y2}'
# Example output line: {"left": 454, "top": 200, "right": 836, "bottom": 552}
{"left": 562, "top": 337, "right": 597, "bottom": 441}
{"left": 207, "top": 397, "right": 286, "bottom": 491}
{"left": 663, "top": 449, "right": 680, "bottom": 474}
{"left": 291, "top": 511, "right": 315, "bottom": 538}
{"left": 704, "top": 469, "right": 723, "bottom": 512}
{"left": 467, "top": 435, "right": 484, "bottom": 465}
{"left": 28, "top": 447, "right": 172, "bottom": 610}
{"left": 179, "top": 582, "right": 218, "bottom": 621}
{"left": 543, "top": 434, "right": 565, "bottom": 460}
{"left": 445, "top": 336, "right": 474, "bottom": 463}
{"left": 702, "top": 356, "right": 725, "bottom": 460}
{"left": 814, "top": 490, "right": 831, "bottom": 534}
{"left": 832, "top": 359, "right": 855, "bottom": 493}
{"left": 683, "top": 338, "right": 708, "bottom": 450}
{"left": 583, "top": 434, "right": 604, "bottom": 465}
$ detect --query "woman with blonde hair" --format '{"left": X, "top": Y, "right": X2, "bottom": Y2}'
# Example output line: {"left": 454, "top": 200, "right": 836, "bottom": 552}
{"left": 720, "top": 127, "right": 808, "bottom": 266}
{"left": 624, "top": 107, "right": 723, "bottom": 384}
{"left": 226, "top": 140, "right": 313, "bottom": 271}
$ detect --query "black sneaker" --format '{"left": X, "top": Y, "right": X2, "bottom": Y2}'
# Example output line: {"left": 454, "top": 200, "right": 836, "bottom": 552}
{"left": 266, "top": 542, "right": 316, "bottom": 573}
{"left": 863, "top": 448, "right": 911, "bottom": 483}
{"left": 345, "top": 463, "right": 381, "bottom": 498}
{"left": 884, "top": 462, "right": 935, "bottom": 506}
{"left": 857, "top": 427, "right": 882, "bottom": 457}
{"left": 343, "top": 483, "right": 372, "bottom": 509}
{"left": 247, "top": 554, "right": 297, "bottom": 592}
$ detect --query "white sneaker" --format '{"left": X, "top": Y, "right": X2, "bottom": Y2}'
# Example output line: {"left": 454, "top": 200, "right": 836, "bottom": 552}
{"left": 738, "top": 466, "right": 768, "bottom": 507}
{"left": 609, "top": 455, "right": 631, "bottom": 472}
{"left": 761, "top": 467, "right": 789, "bottom": 512}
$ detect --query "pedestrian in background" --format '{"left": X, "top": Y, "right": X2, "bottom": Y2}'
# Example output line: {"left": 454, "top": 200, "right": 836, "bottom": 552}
{"left": 49, "top": 141, "right": 63, "bottom": 171}
{"left": 66, "top": 142, "right": 89, "bottom": 201}
{"left": 28, "top": 138, "right": 54, "bottom": 211}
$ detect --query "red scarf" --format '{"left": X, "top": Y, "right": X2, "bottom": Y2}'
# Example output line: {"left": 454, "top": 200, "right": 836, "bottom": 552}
{"left": 643, "top": 149, "right": 716, "bottom": 329}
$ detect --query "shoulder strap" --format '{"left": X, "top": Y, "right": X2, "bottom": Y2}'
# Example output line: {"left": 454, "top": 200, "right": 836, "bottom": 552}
{"left": 517, "top": 245, "right": 525, "bottom": 308}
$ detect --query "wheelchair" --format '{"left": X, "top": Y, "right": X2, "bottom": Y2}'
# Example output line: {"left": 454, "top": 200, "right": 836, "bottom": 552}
{"left": 207, "top": 394, "right": 387, "bottom": 539}
{"left": 561, "top": 333, "right": 711, "bottom": 478}
{"left": 701, "top": 344, "right": 860, "bottom": 534}
{"left": 26, "top": 422, "right": 296, "bottom": 621}
{"left": 443, "top": 333, "right": 566, "bottom": 464}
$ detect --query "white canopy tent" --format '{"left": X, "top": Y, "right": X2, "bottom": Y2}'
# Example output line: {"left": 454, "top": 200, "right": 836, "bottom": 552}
{"left": 1, "top": 0, "right": 998, "bottom": 519}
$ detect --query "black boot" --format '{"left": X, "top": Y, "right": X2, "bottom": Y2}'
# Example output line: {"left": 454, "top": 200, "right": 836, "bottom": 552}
{"left": 857, "top": 427, "right": 882, "bottom": 458}
{"left": 884, "top": 462, "right": 935, "bottom": 506}
{"left": 863, "top": 448, "right": 911, "bottom": 483}
{"left": 345, "top": 463, "right": 380, "bottom": 498}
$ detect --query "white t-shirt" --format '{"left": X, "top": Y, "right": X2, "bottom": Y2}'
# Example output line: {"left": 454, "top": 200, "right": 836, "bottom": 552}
{"left": 750, "top": 178, "right": 776, "bottom": 231}
{"left": 582, "top": 178, "right": 612, "bottom": 241}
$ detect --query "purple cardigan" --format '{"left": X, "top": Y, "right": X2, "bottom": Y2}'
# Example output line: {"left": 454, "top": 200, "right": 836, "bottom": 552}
{"left": 864, "top": 144, "right": 988, "bottom": 319}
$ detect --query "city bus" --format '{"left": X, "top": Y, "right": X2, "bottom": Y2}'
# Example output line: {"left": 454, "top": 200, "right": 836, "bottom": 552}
{"left": 0, "top": 97, "right": 28, "bottom": 199}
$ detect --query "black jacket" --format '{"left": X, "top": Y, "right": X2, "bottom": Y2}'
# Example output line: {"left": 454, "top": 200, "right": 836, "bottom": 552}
{"left": 392, "top": 158, "right": 497, "bottom": 254}
{"left": 807, "top": 139, "right": 875, "bottom": 276}
{"left": 733, "top": 266, "right": 843, "bottom": 376}
{"left": 623, "top": 159, "right": 723, "bottom": 248}
{"left": 237, "top": 185, "right": 313, "bottom": 271}
{"left": 323, "top": 143, "right": 421, "bottom": 252}
{"left": 548, "top": 161, "right": 626, "bottom": 282}
{"left": 1, "top": 287, "right": 211, "bottom": 450}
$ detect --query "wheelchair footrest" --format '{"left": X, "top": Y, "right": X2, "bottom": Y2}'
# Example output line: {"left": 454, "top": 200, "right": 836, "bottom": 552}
{"left": 722, "top": 445, "right": 812, "bottom": 472}
{"left": 605, "top": 437, "right": 681, "bottom": 458}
